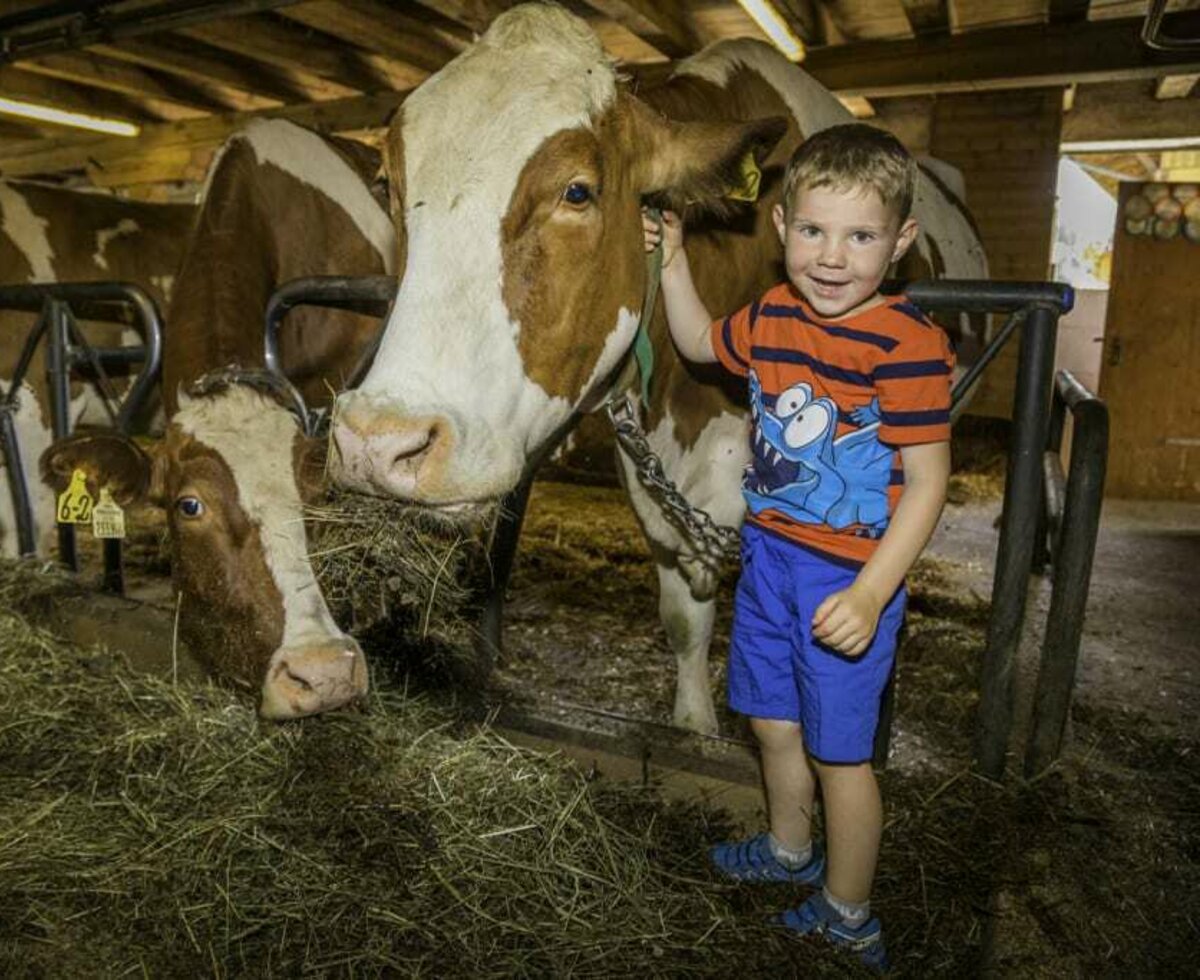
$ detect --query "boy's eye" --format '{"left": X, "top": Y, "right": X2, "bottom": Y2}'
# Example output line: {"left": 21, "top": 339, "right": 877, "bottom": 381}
{"left": 796, "top": 225, "right": 820, "bottom": 238}
{"left": 562, "top": 182, "right": 592, "bottom": 206}
{"left": 851, "top": 231, "right": 877, "bottom": 244}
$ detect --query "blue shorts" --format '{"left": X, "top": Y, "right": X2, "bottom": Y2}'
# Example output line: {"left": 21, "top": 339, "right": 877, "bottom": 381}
{"left": 728, "top": 524, "right": 906, "bottom": 765}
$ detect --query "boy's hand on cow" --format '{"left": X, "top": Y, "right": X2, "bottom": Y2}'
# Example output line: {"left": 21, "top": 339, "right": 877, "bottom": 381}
{"left": 642, "top": 208, "right": 684, "bottom": 270}
{"left": 811, "top": 583, "right": 882, "bottom": 658}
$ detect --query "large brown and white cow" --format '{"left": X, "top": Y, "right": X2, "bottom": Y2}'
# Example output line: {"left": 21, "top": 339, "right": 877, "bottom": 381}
{"left": 329, "top": 5, "right": 988, "bottom": 732}
{"left": 42, "top": 118, "right": 393, "bottom": 719}
{"left": 1, "top": 180, "right": 193, "bottom": 558}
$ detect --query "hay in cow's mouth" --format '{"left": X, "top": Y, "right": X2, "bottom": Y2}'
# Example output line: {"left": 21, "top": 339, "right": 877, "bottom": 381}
{"left": 0, "top": 596, "right": 856, "bottom": 976}
{"left": 306, "top": 488, "right": 502, "bottom": 684}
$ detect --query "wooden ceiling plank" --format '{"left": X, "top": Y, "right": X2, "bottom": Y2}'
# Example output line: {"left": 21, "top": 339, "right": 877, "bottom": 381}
{"left": 772, "top": 0, "right": 826, "bottom": 45}
{"left": 18, "top": 50, "right": 231, "bottom": 112}
{"left": 281, "top": 0, "right": 457, "bottom": 75}
{"left": 1065, "top": 79, "right": 1200, "bottom": 142}
{"left": 177, "top": 13, "right": 392, "bottom": 95}
{"left": 900, "top": 0, "right": 949, "bottom": 36}
{"left": 409, "top": 0, "right": 513, "bottom": 34}
{"left": 1047, "top": 0, "right": 1091, "bottom": 24}
{"left": 1154, "top": 72, "right": 1200, "bottom": 99}
{"left": 0, "top": 87, "right": 411, "bottom": 180}
{"left": 579, "top": 0, "right": 696, "bottom": 59}
{"left": 93, "top": 37, "right": 305, "bottom": 104}
{"left": 802, "top": 12, "right": 1200, "bottom": 96}
{"left": 0, "top": 65, "right": 159, "bottom": 123}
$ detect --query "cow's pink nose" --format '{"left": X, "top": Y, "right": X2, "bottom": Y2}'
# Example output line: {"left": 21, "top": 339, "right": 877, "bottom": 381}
{"left": 259, "top": 638, "right": 368, "bottom": 720}
{"left": 332, "top": 410, "right": 447, "bottom": 498}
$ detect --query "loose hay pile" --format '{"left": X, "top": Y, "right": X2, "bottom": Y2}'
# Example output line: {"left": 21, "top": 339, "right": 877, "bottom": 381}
{"left": 0, "top": 604, "right": 847, "bottom": 978}
{"left": 305, "top": 490, "right": 500, "bottom": 681}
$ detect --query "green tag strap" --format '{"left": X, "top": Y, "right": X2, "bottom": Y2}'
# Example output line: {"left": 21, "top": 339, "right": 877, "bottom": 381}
{"left": 637, "top": 208, "right": 663, "bottom": 405}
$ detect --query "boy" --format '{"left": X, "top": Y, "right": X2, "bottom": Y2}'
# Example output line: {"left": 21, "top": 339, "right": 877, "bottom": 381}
{"left": 645, "top": 123, "right": 952, "bottom": 971}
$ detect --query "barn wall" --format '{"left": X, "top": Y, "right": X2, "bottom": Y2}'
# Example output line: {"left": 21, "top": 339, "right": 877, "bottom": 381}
{"left": 1100, "top": 182, "right": 1200, "bottom": 500}
{"left": 927, "top": 88, "right": 1065, "bottom": 418}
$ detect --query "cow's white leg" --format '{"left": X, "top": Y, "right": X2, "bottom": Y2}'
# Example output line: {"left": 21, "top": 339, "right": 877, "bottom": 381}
{"left": 656, "top": 559, "right": 719, "bottom": 733}
{"left": 0, "top": 380, "right": 56, "bottom": 558}
{"left": 617, "top": 403, "right": 749, "bottom": 734}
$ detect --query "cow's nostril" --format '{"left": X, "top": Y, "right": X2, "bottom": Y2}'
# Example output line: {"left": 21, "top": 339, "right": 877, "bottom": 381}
{"left": 393, "top": 428, "right": 434, "bottom": 463}
{"left": 285, "top": 667, "right": 314, "bottom": 693}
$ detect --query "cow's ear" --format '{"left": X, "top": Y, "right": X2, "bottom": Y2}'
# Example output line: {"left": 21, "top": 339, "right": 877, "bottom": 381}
{"left": 623, "top": 96, "right": 788, "bottom": 209}
{"left": 40, "top": 430, "right": 155, "bottom": 508}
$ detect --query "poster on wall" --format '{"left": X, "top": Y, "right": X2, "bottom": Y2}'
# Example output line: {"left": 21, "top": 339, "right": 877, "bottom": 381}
{"left": 1052, "top": 158, "right": 1116, "bottom": 288}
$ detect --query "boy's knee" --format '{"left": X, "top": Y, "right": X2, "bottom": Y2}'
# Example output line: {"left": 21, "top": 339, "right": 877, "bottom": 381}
{"left": 811, "top": 758, "right": 875, "bottom": 785}
{"left": 750, "top": 716, "right": 803, "bottom": 750}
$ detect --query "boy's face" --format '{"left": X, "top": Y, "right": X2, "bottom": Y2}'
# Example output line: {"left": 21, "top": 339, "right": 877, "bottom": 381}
{"left": 772, "top": 182, "right": 918, "bottom": 320}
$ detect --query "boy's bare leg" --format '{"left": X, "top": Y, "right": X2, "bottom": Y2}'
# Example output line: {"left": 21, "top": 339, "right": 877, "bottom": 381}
{"left": 750, "top": 717, "right": 817, "bottom": 850}
{"left": 813, "top": 760, "right": 882, "bottom": 904}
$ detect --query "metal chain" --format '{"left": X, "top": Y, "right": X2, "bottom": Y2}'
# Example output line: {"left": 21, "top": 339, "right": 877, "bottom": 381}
{"left": 607, "top": 394, "right": 740, "bottom": 560}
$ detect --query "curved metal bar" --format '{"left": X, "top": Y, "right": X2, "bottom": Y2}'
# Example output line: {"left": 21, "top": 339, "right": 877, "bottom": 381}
{"left": 263, "top": 275, "right": 396, "bottom": 378}
{"left": 903, "top": 279, "right": 1074, "bottom": 315}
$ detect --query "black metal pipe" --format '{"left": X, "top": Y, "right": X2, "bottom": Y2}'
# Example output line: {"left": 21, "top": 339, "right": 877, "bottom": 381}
{"left": 45, "top": 300, "right": 78, "bottom": 572}
{"left": 975, "top": 304, "right": 1059, "bottom": 779}
{"left": 0, "top": 406, "right": 37, "bottom": 557}
{"left": 1025, "top": 372, "right": 1108, "bottom": 777}
{"left": 264, "top": 275, "right": 395, "bottom": 379}
{"left": 950, "top": 309, "right": 1024, "bottom": 414}
{"left": 906, "top": 279, "right": 1074, "bottom": 316}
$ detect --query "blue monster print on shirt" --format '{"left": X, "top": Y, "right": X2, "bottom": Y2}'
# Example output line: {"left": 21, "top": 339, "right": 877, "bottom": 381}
{"left": 745, "top": 369, "right": 894, "bottom": 533}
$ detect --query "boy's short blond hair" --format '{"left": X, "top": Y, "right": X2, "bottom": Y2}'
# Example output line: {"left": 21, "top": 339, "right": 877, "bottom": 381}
{"left": 781, "top": 123, "right": 916, "bottom": 224}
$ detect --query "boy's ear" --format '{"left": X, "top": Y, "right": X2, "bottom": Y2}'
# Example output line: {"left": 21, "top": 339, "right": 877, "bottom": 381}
{"left": 892, "top": 217, "right": 919, "bottom": 263}
{"left": 772, "top": 202, "right": 787, "bottom": 247}
{"left": 622, "top": 95, "right": 788, "bottom": 211}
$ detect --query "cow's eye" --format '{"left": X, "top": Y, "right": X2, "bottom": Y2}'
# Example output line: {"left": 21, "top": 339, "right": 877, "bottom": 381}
{"left": 562, "top": 182, "right": 592, "bottom": 206}
{"left": 176, "top": 496, "right": 205, "bottom": 519}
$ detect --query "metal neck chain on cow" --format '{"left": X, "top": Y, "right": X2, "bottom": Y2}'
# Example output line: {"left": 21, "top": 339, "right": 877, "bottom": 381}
{"left": 187, "top": 366, "right": 319, "bottom": 437}
{"left": 602, "top": 209, "right": 740, "bottom": 561}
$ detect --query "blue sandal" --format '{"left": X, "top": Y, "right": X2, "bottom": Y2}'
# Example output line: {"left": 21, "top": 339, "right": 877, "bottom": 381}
{"left": 780, "top": 891, "right": 889, "bottom": 973}
{"left": 709, "top": 833, "right": 825, "bottom": 885}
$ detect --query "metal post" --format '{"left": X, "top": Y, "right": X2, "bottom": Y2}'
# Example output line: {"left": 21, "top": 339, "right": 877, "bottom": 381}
{"left": 476, "top": 475, "right": 533, "bottom": 673}
{"left": 975, "top": 305, "right": 1059, "bottom": 779}
{"left": 45, "top": 299, "right": 79, "bottom": 572}
{"left": 1024, "top": 376, "right": 1108, "bottom": 777}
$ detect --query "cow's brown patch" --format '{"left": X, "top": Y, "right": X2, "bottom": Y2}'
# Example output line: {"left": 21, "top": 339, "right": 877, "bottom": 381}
{"left": 383, "top": 109, "right": 409, "bottom": 282}
{"left": 163, "top": 139, "right": 387, "bottom": 416}
{"left": 501, "top": 119, "right": 644, "bottom": 403}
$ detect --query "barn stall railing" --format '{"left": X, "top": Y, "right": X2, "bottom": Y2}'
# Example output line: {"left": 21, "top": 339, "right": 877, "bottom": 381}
{"left": 0, "top": 281, "right": 163, "bottom": 593}
{"left": 1024, "top": 369, "right": 1108, "bottom": 778}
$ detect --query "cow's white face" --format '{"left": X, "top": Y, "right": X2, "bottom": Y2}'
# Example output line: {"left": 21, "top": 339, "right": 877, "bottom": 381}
{"left": 330, "top": 5, "right": 783, "bottom": 507}
{"left": 42, "top": 388, "right": 368, "bottom": 720}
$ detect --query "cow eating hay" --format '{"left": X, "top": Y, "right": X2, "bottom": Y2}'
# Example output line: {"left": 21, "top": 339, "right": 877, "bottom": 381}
{"left": 0, "top": 594, "right": 841, "bottom": 976}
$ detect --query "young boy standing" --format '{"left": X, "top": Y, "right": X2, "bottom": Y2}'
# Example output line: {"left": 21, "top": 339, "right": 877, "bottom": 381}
{"left": 645, "top": 123, "right": 953, "bottom": 970}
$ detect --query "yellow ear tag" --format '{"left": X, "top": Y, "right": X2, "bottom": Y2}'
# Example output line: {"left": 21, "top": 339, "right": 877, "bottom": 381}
{"left": 725, "top": 150, "right": 762, "bottom": 203}
{"left": 57, "top": 468, "right": 94, "bottom": 525}
{"left": 91, "top": 488, "right": 126, "bottom": 540}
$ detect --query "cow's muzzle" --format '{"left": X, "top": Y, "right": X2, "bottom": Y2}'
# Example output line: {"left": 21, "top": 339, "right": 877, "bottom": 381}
{"left": 259, "top": 636, "right": 369, "bottom": 720}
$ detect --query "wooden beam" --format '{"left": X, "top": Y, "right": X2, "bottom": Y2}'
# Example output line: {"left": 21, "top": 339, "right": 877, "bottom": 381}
{"left": 0, "top": 88, "right": 410, "bottom": 180}
{"left": 773, "top": 0, "right": 825, "bottom": 45}
{"left": 1063, "top": 79, "right": 1200, "bottom": 143}
{"left": 579, "top": 0, "right": 696, "bottom": 59}
{"left": 1047, "top": 0, "right": 1090, "bottom": 24}
{"left": 92, "top": 36, "right": 305, "bottom": 104}
{"left": 17, "top": 50, "right": 231, "bottom": 113}
{"left": 281, "top": 0, "right": 460, "bottom": 77}
{"left": 176, "top": 13, "right": 392, "bottom": 96}
{"left": 0, "top": 65, "right": 159, "bottom": 123}
{"left": 899, "top": 0, "right": 949, "bottom": 36}
{"left": 802, "top": 12, "right": 1200, "bottom": 97}
{"left": 410, "top": 0, "right": 512, "bottom": 34}
{"left": 1155, "top": 73, "right": 1200, "bottom": 100}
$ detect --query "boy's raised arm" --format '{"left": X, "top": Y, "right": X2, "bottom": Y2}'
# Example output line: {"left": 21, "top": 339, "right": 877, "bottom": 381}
{"left": 644, "top": 209, "right": 717, "bottom": 364}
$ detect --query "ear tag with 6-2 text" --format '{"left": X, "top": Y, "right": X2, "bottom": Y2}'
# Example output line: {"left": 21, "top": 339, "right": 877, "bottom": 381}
{"left": 91, "top": 488, "right": 126, "bottom": 540}
{"left": 725, "top": 150, "right": 762, "bottom": 202}
{"left": 57, "top": 469, "right": 94, "bottom": 524}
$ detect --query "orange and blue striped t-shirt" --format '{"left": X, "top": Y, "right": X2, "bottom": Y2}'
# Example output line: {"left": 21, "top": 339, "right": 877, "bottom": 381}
{"left": 710, "top": 282, "right": 954, "bottom": 567}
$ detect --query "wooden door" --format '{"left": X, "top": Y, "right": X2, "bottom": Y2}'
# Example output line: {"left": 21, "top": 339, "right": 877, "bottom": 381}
{"left": 1100, "top": 183, "right": 1200, "bottom": 500}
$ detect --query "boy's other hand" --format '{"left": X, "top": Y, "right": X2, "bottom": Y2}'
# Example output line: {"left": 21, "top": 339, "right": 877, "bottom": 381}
{"left": 642, "top": 208, "right": 684, "bottom": 270}
{"left": 812, "top": 583, "right": 883, "bottom": 658}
